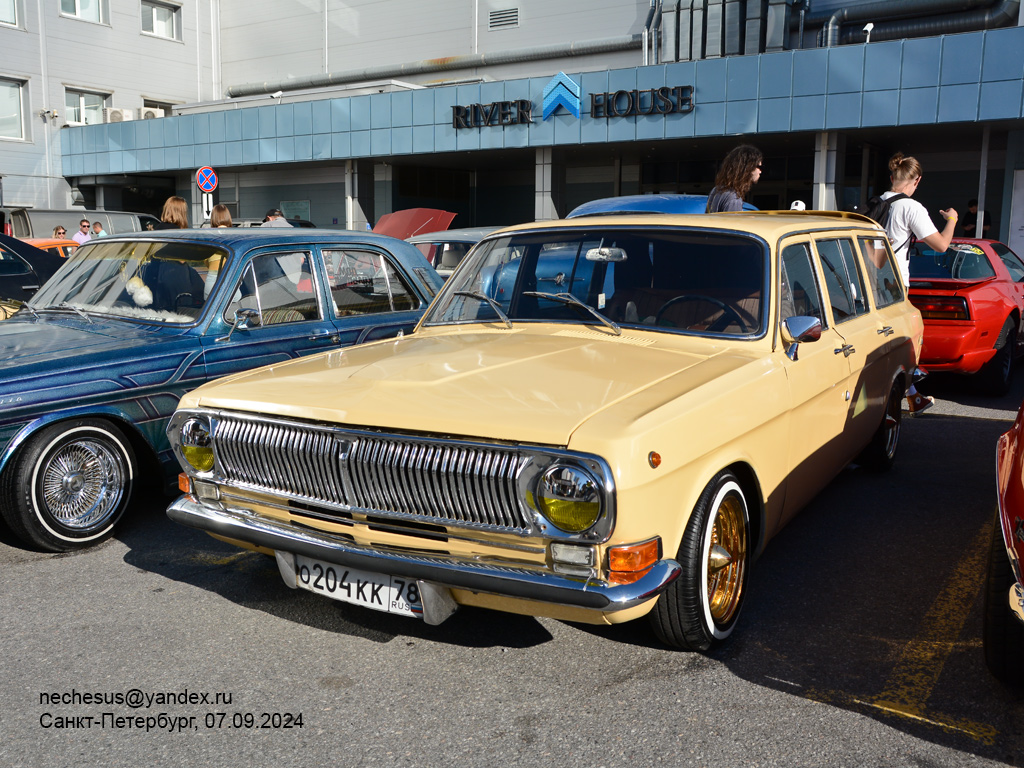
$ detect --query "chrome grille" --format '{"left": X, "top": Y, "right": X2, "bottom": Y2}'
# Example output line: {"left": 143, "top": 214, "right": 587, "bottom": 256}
{"left": 213, "top": 415, "right": 533, "bottom": 534}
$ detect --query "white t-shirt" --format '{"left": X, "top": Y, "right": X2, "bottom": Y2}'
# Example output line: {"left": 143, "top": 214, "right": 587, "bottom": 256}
{"left": 882, "top": 190, "right": 937, "bottom": 285}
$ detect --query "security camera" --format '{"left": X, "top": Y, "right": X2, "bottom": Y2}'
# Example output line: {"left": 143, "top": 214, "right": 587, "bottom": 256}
{"left": 863, "top": 22, "right": 874, "bottom": 33}
{"left": 271, "top": 90, "right": 284, "bottom": 99}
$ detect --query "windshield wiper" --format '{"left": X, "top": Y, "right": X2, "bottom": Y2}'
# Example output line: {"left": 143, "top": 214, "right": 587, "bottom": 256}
{"left": 16, "top": 303, "right": 39, "bottom": 320}
{"left": 454, "top": 290, "right": 513, "bottom": 329}
{"left": 43, "top": 302, "right": 93, "bottom": 324}
{"left": 523, "top": 291, "right": 622, "bottom": 336}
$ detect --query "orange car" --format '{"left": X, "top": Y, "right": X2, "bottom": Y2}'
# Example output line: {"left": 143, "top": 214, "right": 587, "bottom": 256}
{"left": 24, "top": 238, "right": 78, "bottom": 259}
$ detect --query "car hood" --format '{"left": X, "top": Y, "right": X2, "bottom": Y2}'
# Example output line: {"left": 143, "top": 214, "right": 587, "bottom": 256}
{"left": 181, "top": 327, "right": 757, "bottom": 446}
{"left": 0, "top": 316, "right": 188, "bottom": 386}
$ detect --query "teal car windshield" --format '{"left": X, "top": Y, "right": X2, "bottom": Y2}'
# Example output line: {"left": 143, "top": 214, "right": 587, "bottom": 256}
{"left": 422, "top": 227, "right": 767, "bottom": 337}
{"left": 30, "top": 240, "right": 226, "bottom": 323}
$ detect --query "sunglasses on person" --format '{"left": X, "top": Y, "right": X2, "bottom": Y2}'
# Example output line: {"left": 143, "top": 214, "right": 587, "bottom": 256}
{"left": 56, "top": 230, "right": 66, "bottom": 235}
{"left": 81, "top": 223, "right": 89, "bottom": 228}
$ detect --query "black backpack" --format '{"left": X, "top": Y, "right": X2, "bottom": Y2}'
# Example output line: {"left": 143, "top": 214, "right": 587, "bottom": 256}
{"left": 862, "top": 192, "right": 908, "bottom": 228}
{"left": 861, "top": 192, "right": 913, "bottom": 251}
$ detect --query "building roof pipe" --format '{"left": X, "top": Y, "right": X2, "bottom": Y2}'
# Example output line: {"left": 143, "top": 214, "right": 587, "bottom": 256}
{"left": 643, "top": 0, "right": 658, "bottom": 65}
{"left": 226, "top": 35, "right": 643, "bottom": 98}
{"left": 823, "top": 0, "right": 999, "bottom": 46}
{"left": 837, "top": 0, "right": 1020, "bottom": 43}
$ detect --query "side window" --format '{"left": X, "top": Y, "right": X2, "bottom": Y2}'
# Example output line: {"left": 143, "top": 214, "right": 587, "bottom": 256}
{"left": 858, "top": 236, "right": 903, "bottom": 308}
{"left": 817, "top": 238, "right": 868, "bottom": 323}
{"left": 0, "top": 246, "right": 29, "bottom": 276}
{"left": 993, "top": 243, "right": 1024, "bottom": 282}
{"left": 324, "top": 249, "right": 419, "bottom": 317}
{"left": 780, "top": 243, "right": 824, "bottom": 325}
{"left": 223, "top": 251, "right": 320, "bottom": 325}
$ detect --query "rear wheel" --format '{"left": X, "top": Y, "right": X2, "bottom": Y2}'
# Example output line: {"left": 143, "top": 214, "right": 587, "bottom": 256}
{"left": 650, "top": 470, "right": 749, "bottom": 650}
{"left": 0, "top": 419, "right": 136, "bottom": 552}
{"left": 856, "top": 381, "right": 903, "bottom": 471}
{"left": 978, "top": 319, "right": 1016, "bottom": 396}
{"left": 982, "top": 515, "right": 1024, "bottom": 686}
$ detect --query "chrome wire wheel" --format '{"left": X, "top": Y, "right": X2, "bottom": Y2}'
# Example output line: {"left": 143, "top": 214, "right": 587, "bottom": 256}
{"left": 881, "top": 385, "right": 902, "bottom": 461}
{"left": 39, "top": 438, "right": 127, "bottom": 531}
{"left": 705, "top": 489, "right": 747, "bottom": 626}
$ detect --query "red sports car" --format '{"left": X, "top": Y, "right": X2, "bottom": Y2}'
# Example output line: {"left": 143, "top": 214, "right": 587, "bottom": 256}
{"left": 988, "top": 399, "right": 1024, "bottom": 685}
{"left": 908, "top": 239, "right": 1024, "bottom": 395}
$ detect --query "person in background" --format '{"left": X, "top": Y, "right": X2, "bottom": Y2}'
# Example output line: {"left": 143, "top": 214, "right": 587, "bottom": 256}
{"left": 91, "top": 221, "right": 107, "bottom": 238}
{"left": 52, "top": 225, "right": 67, "bottom": 239}
{"left": 961, "top": 199, "right": 991, "bottom": 238}
{"left": 706, "top": 144, "right": 763, "bottom": 212}
{"left": 155, "top": 196, "right": 189, "bottom": 229}
{"left": 210, "top": 204, "right": 233, "bottom": 228}
{"left": 261, "top": 208, "right": 292, "bottom": 227}
{"left": 72, "top": 218, "right": 92, "bottom": 245}
{"left": 880, "top": 151, "right": 958, "bottom": 416}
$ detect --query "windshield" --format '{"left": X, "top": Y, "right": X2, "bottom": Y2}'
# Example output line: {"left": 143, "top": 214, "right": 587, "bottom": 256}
{"left": 909, "top": 243, "right": 996, "bottom": 281}
{"left": 423, "top": 227, "right": 766, "bottom": 337}
{"left": 30, "top": 240, "right": 227, "bottom": 323}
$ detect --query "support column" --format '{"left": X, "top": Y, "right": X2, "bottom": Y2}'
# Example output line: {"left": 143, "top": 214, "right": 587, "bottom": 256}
{"left": 978, "top": 124, "right": 991, "bottom": 237}
{"left": 812, "top": 131, "right": 845, "bottom": 211}
{"left": 373, "top": 162, "right": 394, "bottom": 228}
{"left": 344, "top": 160, "right": 368, "bottom": 230}
{"left": 535, "top": 148, "right": 563, "bottom": 221}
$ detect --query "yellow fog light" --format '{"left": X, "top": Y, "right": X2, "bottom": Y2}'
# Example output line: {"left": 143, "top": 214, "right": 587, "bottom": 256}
{"left": 180, "top": 417, "right": 215, "bottom": 472}
{"left": 536, "top": 465, "right": 602, "bottom": 533}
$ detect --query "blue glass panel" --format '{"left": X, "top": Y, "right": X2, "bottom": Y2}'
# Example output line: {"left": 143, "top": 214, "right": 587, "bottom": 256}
{"left": 294, "top": 135, "right": 312, "bottom": 161}
{"left": 411, "top": 89, "right": 433, "bottom": 126}
{"left": 331, "top": 98, "right": 351, "bottom": 132}
{"left": 163, "top": 117, "right": 179, "bottom": 146}
{"left": 726, "top": 56, "right": 758, "bottom": 101}
{"left": 276, "top": 104, "right": 294, "bottom": 137}
{"left": 331, "top": 133, "right": 351, "bottom": 158}
{"left": 370, "top": 93, "right": 391, "bottom": 130}
{"left": 793, "top": 49, "right": 827, "bottom": 96}
{"left": 941, "top": 34, "right": 983, "bottom": 86}
{"left": 193, "top": 113, "right": 211, "bottom": 143}
{"left": 241, "top": 108, "right": 258, "bottom": 140}
{"left": 225, "top": 141, "right": 241, "bottom": 165}
{"left": 434, "top": 121, "right": 456, "bottom": 152}
{"left": 293, "top": 102, "right": 312, "bottom": 134}
{"left": 311, "top": 100, "right": 330, "bottom": 133}
{"left": 391, "top": 91, "right": 412, "bottom": 127}
{"left": 456, "top": 123, "right": 480, "bottom": 151}
{"left": 350, "top": 96, "right": 370, "bottom": 131}
{"left": 241, "top": 140, "right": 259, "bottom": 164}
{"left": 901, "top": 38, "right": 941, "bottom": 89}
{"left": 210, "top": 142, "right": 226, "bottom": 166}
{"left": 980, "top": 80, "right": 1023, "bottom": 120}
{"left": 827, "top": 47, "right": 864, "bottom": 94}
{"left": 938, "top": 84, "right": 979, "bottom": 122}
{"left": 208, "top": 111, "right": 225, "bottom": 143}
{"left": 982, "top": 27, "right": 1024, "bottom": 82}
{"left": 412, "top": 125, "right": 434, "bottom": 153}
{"left": 312, "top": 133, "right": 331, "bottom": 159}
{"left": 351, "top": 130, "right": 370, "bottom": 155}
{"left": 663, "top": 104, "right": 695, "bottom": 138}
{"left": 758, "top": 97, "right": 790, "bottom": 132}
{"left": 637, "top": 64, "right": 665, "bottom": 91}
{"left": 694, "top": 101, "right": 726, "bottom": 135}
{"left": 726, "top": 100, "right": 757, "bottom": 134}
{"left": 898, "top": 87, "right": 938, "bottom": 124}
{"left": 758, "top": 52, "right": 792, "bottom": 99}
{"left": 258, "top": 138, "right": 277, "bottom": 162}
{"left": 825, "top": 93, "right": 861, "bottom": 129}
{"left": 224, "top": 110, "right": 242, "bottom": 141}
{"left": 791, "top": 95, "right": 825, "bottom": 130}
{"left": 370, "top": 129, "right": 391, "bottom": 155}
{"left": 554, "top": 111, "right": 583, "bottom": 143}
{"left": 861, "top": 90, "right": 899, "bottom": 126}
{"left": 391, "top": 126, "right": 412, "bottom": 154}
{"left": 433, "top": 86, "right": 457, "bottom": 124}
{"left": 696, "top": 57, "right": 728, "bottom": 102}
{"left": 179, "top": 144, "right": 194, "bottom": 169}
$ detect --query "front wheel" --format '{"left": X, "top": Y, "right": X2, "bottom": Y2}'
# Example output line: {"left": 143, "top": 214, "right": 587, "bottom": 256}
{"left": 650, "top": 470, "right": 750, "bottom": 650}
{"left": 0, "top": 419, "right": 136, "bottom": 552}
{"left": 982, "top": 515, "right": 1024, "bottom": 685}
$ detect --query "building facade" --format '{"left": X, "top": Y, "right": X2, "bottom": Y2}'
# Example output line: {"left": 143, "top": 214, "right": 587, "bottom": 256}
{"left": 3, "top": 1, "right": 1024, "bottom": 250}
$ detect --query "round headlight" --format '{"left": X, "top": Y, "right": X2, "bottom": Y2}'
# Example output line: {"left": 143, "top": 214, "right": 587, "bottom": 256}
{"left": 180, "top": 417, "right": 214, "bottom": 473}
{"left": 536, "top": 465, "right": 602, "bottom": 533}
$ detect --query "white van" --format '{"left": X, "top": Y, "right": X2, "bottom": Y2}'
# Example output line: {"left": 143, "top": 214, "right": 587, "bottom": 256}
{"left": 0, "top": 208, "right": 161, "bottom": 238}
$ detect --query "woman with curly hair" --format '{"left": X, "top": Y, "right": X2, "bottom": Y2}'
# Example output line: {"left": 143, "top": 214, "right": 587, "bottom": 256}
{"left": 155, "top": 195, "right": 189, "bottom": 229}
{"left": 706, "top": 144, "right": 763, "bottom": 212}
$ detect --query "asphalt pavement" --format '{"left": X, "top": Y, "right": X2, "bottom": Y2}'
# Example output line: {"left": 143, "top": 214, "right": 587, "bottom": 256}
{"left": 1, "top": 365, "right": 1023, "bottom": 767}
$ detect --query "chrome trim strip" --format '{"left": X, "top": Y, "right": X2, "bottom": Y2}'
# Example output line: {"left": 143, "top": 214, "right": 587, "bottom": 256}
{"left": 168, "top": 496, "right": 678, "bottom": 612}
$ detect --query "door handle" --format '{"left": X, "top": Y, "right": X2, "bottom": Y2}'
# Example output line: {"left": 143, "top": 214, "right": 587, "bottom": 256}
{"left": 877, "top": 326, "right": 895, "bottom": 336}
{"left": 834, "top": 344, "right": 856, "bottom": 357}
{"left": 309, "top": 331, "right": 341, "bottom": 343}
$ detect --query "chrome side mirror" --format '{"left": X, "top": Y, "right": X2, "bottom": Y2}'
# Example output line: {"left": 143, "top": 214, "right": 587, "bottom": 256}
{"left": 217, "top": 307, "right": 262, "bottom": 342}
{"left": 781, "top": 316, "right": 822, "bottom": 361}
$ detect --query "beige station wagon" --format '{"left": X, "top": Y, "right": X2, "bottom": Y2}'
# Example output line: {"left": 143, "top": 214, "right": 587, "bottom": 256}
{"left": 167, "top": 211, "right": 923, "bottom": 650}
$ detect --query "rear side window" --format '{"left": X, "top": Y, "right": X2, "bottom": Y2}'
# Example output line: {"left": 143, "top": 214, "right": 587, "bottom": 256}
{"left": 993, "top": 243, "right": 1024, "bottom": 282}
{"left": 324, "top": 249, "right": 419, "bottom": 317}
{"left": 858, "top": 236, "right": 903, "bottom": 308}
{"left": 817, "top": 238, "right": 868, "bottom": 324}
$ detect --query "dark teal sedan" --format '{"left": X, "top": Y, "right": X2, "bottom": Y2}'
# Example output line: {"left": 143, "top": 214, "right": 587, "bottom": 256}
{"left": 0, "top": 228, "right": 442, "bottom": 551}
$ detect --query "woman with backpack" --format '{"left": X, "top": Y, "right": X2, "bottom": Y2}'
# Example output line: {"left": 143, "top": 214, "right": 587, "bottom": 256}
{"left": 881, "top": 151, "right": 958, "bottom": 415}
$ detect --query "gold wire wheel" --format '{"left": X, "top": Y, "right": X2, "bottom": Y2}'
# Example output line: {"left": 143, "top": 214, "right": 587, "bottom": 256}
{"left": 706, "top": 492, "right": 747, "bottom": 625}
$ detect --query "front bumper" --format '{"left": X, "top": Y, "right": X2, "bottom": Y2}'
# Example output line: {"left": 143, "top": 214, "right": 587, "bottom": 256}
{"left": 168, "top": 495, "right": 682, "bottom": 614}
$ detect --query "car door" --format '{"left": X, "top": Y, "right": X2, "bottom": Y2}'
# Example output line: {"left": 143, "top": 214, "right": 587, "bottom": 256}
{"left": 201, "top": 247, "right": 348, "bottom": 380}
{"left": 776, "top": 239, "right": 857, "bottom": 524}
{"left": 991, "top": 242, "right": 1024, "bottom": 345}
{"left": 813, "top": 235, "right": 888, "bottom": 450}
{"left": 323, "top": 247, "right": 426, "bottom": 342}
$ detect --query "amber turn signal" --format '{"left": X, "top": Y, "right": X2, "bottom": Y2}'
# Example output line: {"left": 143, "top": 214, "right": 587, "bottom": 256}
{"left": 178, "top": 473, "right": 192, "bottom": 494}
{"left": 607, "top": 538, "right": 660, "bottom": 584}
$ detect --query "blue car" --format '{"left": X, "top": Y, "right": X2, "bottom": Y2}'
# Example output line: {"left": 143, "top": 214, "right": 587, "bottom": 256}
{"left": 567, "top": 193, "right": 758, "bottom": 218}
{"left": 0, "top": 228, "right": 442, "bottom": 551}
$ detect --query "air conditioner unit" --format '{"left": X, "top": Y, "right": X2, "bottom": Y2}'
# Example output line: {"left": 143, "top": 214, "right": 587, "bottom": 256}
{"left": 103, "top": 108, "right": 133, "bottom": 123}
{"left": 140, "top": 107, "right": 165, "bottom": 119}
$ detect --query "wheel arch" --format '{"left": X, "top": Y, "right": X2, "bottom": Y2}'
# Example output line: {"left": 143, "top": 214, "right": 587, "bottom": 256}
{"left": 723, "top": 460, "right": 766, "bottom": 560}
{"left": 0, "top": 407, "right": 161, "bottom": 487}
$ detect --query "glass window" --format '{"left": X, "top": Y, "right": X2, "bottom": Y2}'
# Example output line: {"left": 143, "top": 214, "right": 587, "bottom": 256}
{"left": 0, "top": 79, "right": 23, "bottom": 139}
{"left": 64, "top": 89, "right": 105, "bottom": 125}
{"left": 817, "top": 238, "right": 868, "bottom": 324}
{"left": 909, "top": 243, "right": 997, "bottom": 281}
{"left": 223, "top": 251, "right": 320, "bottom": 325}
{"left": 0, "top": 0, "right": 16, "bottom": 25}
{"left": 0, "top": 245, "right": 29, "bottom": 276}
{"left": 858, "top": 236, "right": 903, "bottom": 308}
{"left": 61, "top": 0, "right": 101, "bottom": 22}
{"left": 780, "top": 243, "right": 824, "bottom": 325}
{"left": 141, "top": 0, "right": 180, "bottom": 40}
{"left": 324, "top": 249, "right": 419, "bottom": 317}
{"left": 993, "top": 243, "right": 1024, "bottom": 282}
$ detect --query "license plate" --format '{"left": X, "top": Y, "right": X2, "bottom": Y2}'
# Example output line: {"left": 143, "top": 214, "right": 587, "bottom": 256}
{"left": 293, "top": 555, "right": 423, "bottom": 619}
